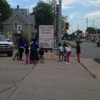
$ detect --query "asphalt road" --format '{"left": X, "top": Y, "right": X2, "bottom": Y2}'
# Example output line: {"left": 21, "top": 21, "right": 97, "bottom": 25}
{"left": 69, "top": 41, "right": 100, "bottom": 58}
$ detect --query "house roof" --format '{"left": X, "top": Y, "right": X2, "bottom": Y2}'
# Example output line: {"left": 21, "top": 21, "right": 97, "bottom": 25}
{"left": 2, "top": 6, "right": 36, "bottom": 25}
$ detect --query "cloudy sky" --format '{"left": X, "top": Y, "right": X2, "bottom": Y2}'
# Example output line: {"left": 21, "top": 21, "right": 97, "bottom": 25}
{"left": 7, "top": 0, "right": 100, "bottom": 33}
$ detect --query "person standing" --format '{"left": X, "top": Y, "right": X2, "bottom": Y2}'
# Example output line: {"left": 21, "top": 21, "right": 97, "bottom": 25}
{"left": 64, "top": 43, "right": 71, "bottom": 64}
{"left": 25, "top": 42, "right": 29, "bottom": 64}
{"left": 76, "top": 41, "right": 81, "bottom": 63}
{"left": 30, "top": 39, "right": 39, "bottom": 64}
{"left": 18, "top": 37, "right": 25, "bottom": 60}
{"left": 39, "top": 47, "right": 44, "bottom": 63}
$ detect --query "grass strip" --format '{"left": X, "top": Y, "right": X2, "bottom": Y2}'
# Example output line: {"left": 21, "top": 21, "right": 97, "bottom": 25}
{"left": 94, "top": 58, "right": 100, "bottom": 64}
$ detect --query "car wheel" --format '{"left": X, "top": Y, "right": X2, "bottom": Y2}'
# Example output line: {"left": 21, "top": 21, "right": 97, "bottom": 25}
{"left": 7, "top": 52, "right": 13, "bottom": 57}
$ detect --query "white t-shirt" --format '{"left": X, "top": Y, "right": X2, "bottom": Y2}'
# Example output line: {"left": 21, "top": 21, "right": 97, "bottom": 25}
{"left": 65, "top": 47, "right": 71, "bottom": 52}
{"left": 58, "top": 46, "right": 64, "bottom": 52}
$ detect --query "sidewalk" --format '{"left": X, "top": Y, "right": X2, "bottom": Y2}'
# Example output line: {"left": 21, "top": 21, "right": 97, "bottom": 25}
{"left": 0, "top": 55, "right": 100, "bottom": 100}
{"left": 81, "top": 58, "right": 100, "bottom": 83}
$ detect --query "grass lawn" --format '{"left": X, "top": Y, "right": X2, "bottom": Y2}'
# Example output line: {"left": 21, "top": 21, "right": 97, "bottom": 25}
{"left": 94, "top": 58, "right": 100, "bottom": 64}
{"left": 66, "top": 42, "right": 76, "bottom": 48}
{"left": 56, "top": 42, "right": 76, "bottom": 48}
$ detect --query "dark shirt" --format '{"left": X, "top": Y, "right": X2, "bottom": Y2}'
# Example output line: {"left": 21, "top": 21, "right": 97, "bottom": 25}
{"left": 39, "top": 50, "right": 44, "bottom": 55}
{"left": 76, "top": 45, "right": 81, "bottom": 53}
{"left": 18, "top": 40, "right": 25, "bottom": 48}
{"left": 25, "top": 46, "right": 29, "bottom": 54}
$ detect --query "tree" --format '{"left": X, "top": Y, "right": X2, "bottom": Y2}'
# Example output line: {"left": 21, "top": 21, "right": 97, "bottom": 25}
{"left": 62, "top": 31, "right": 68, "bottom": 39}
{"left": 31, "top": 1, "right": 54, "bottom": 28}
{"left": 75, "top": 29, "right": 83, "bottom": 35}
{"left": 0, "top": 0, "right": 12, "bottom": 21}
{"left": 86, "top": 27, "right": 95, "bottom": 34}
{"left": 97, "top": 29, "right": 100, "bottom": 34}
{"left": 70, "top": 32, "right": 76, "bottom": 39}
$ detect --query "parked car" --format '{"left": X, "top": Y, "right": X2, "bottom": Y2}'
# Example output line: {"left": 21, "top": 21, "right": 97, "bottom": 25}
{"left": 80, "top": 39, "right": 86, "bottom": 42}
{"left": 0, "top": 35, "right": 14, "bottom": 57}
{"left": 97, "top": 39, "right": 100, "bottom": 47}
{"left": 7, "top": 39, "right": 11, "bottom": 42}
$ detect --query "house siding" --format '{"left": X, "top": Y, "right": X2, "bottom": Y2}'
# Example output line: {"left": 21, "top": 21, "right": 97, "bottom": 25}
{"left": 3, "top": 15, "right": 35, "bottom": 42}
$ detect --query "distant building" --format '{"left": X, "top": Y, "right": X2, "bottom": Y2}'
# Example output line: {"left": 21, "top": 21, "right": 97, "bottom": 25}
{"left": 2, "top": 5, "right": 37, "bottom": 42}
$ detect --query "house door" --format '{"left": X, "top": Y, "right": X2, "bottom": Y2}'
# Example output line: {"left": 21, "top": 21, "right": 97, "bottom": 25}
{"left": 17, "top": 25, "right": 22, "bottom": 34}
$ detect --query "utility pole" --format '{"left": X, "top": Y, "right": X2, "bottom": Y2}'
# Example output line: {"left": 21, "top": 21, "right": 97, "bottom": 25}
{"left": 53, "top": 0, "right": 56, "bottom": 47}
{"left": 93, "top": 19, "right": 94, "bottom": 28}
{"left": 87, "top": 17, "right": 88, "bottom": 29}
{"left": 58, "top": 0, "right": 62, "bottom": 43}
{"left": 77, "top": 24, "right": 79, "bottom": 30}
{"left": 54, "top": 0, "right": 56, "bottom": 32}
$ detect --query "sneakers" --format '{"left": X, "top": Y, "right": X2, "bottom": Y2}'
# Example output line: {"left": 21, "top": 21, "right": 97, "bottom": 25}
{"left": 66, "top": 62, "right": 69, "bottom": 64}
{"left": 77, "top": 62, "right": 80, "bottom": 64}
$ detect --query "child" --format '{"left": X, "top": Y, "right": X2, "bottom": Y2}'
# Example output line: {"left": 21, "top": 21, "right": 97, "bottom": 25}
{"left": 25, "top": 42, "right": 29, "bottom": 64}
{"left": 64, "top": 43, "right": 71, "bottom": 64}
{"left": 58, "top": 43, "right": 64, "bottom": 61}
{"left": 76, "top": 41, "right": 81, "bottom": 63}
{"left": 39, "top": 47, "right": 44, "bottom": 63}
{"left": 13, "top": 44, "right": 19, "bottom": 60}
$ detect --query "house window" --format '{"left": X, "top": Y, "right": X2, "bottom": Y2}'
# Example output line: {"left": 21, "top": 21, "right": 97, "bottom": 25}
{"left": 14, "top": 22, "right": 18, "bottom": 29}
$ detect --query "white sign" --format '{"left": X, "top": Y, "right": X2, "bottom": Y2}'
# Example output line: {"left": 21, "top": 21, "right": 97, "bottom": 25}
{"left": 39, "top": 25, "right": 54, "bottom": 48}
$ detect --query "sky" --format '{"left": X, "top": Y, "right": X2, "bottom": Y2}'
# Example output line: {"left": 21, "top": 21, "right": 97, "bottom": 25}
{"left": 7, "top": 0, "right": 100, "bottom": 34}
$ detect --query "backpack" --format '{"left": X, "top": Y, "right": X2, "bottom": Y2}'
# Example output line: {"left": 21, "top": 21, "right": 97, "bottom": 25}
{"left": 31, "top": 43, "right": 35, "bottom": 51}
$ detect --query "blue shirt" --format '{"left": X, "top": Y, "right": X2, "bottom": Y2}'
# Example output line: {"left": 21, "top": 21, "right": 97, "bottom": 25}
{"left": 31, "top": 42, "right": 39, "bottom": 52}
{"left": 18, "top": 40, "right": 25, "bottom": 48}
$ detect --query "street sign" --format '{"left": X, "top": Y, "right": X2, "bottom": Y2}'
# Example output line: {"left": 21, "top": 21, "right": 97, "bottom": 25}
{"left": 39, "top": 25, "right": 54, "bottom": 48}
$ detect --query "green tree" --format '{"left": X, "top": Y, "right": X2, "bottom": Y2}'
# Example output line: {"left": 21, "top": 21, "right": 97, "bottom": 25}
{"left": 31, "top": 1, "right": 54, "bottom": 28}
{"left": 97, "top": 28, "right": 100, "bottom": 34}
{"left": 86, "top": 27, "right": 95, "bottom": 34}
{"left": 0, "top": 0, "right": 12, "bottom": 21}
{"left": 70, "top": 32, "right": 76, "bottom": 39}
{"left": 75, "top": 29, "right": 83, "bottom": 35}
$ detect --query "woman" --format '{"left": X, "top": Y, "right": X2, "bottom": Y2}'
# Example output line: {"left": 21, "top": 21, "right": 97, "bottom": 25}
{"left": 18, "top": 37, "right": 25, "bottom": 60}
{"left": 30, "top": 39, "right": 39, "bottom": 64}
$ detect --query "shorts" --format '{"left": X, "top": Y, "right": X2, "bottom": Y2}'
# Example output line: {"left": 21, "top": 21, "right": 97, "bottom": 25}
{"left": 40, "top": 55, "right": 44, "bottom": 59}
{"left": 64, "top": 53, "right": 67, "bottom": 57}
{"left": 16, "top": 53, "right": 18, "bottom": 56}
{"left": 59, "top": 51, "right": 64, "bottom": 56}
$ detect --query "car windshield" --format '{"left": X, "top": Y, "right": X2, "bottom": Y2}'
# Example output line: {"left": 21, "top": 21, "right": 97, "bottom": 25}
{"left": 0, "top": 36, "right": 7, "bottom": 41}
